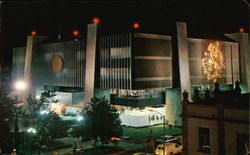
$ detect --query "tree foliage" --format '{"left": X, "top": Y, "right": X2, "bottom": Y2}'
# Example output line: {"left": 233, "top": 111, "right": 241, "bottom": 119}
{"left": 39, "top": 88, "right": 59, "bottom": 104}
{"left": 20, "top": 89, "right": 68, "bottom": 149}
{"left": 73, "top": 97, "right": 123, "bottom": 146}
{"left": 35, "top": 112, "right": 69, "bottom": 146}
{"left": 0, "top": 89, "right": 15, "bottom": 153}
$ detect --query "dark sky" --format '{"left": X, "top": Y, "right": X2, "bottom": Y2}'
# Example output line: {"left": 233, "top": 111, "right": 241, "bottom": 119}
{"left": 0, "top": 0, "right": 249, "bottom": 65}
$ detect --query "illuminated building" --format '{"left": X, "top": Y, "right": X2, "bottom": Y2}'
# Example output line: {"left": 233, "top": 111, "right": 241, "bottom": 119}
{"left": 12, "top": 22, "right": 249, "bottom": 126}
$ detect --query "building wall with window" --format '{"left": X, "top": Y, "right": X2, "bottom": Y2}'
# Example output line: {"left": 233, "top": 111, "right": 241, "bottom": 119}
{"left": 11, "top": 27, "right": 245, "bottom": 131}
{"left": 184, "top": 105, "right": 249, "bottom": 155}
{"left": 224, "top": 109, "right": 249, "bottom": 155}
{"left": 182, "top": 86, "right": 249, "bottom": 155}
{"left": 13, "top": 40, "right": 86, "bottom": 89}
{"left": 186, "top": 109, "right": 219, "bottom": 154}
{"left": 99, "top": 33, "right": 173, "bottom": 90}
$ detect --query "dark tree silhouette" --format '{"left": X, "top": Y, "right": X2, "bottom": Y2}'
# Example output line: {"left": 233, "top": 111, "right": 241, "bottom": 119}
{"left": 0, "top": 89, "right": 14, "bottom": 153}
{"left": 73, "top": 97, "right": 123, "bottom": 147}
{"left": 18, "top": 89, "right": 68, "bottom": 153}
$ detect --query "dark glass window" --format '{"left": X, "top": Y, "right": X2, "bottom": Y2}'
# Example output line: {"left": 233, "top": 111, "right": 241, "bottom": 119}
{"left": 198, "top": 127, "right": 210, "bottom": 153}
{"left": 237, "top": 133, "right": 249, "bottom": 155}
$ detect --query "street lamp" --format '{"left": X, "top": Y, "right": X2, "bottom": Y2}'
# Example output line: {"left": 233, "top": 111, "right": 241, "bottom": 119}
{"left": 12, "top": 80, "right": 27, "bottom": 153}
{"left": 14, "top": 80, "right": 27, "bottom": 102}
{"left": 77, "top": 116, "right": 83, "bottom": 121}
{"left": 27, "top": 128, "right": 37, "bottom": 134}
{"left": 147, "top": 109, "right": 166, "bottom": 155}
{"left": 40, "top": 110, "right": 49, "bottom": 115}
{"left": 14, "top": 81, "right": 27, "bottom": 91}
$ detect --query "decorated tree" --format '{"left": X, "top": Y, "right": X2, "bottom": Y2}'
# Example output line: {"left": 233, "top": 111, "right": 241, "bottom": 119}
{"left": 202, "top": 41, "right": 225, "bottom": 83}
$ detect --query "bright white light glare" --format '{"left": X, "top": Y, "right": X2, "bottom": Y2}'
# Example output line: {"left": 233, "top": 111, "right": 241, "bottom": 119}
{"left": 27, "top": 128, "right": 36, "bottom": 134}
{"left": 77, "top": 116, "right": 83, "bottom": 121}
{"left": 15, "top": 81, "right": 27, "bottom": 90}
{"left": 40, "top": 110, "right": 49, "bottom": 115}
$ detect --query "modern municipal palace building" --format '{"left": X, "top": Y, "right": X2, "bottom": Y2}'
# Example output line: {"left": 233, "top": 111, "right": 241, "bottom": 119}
{"left": 12, "top": 22, "right": 249, "bottom": 128}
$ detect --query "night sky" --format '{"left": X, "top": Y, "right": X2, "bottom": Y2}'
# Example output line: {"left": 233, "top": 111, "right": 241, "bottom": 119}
{"left": 0, "top": 0, "right": 249, "bottom": 65}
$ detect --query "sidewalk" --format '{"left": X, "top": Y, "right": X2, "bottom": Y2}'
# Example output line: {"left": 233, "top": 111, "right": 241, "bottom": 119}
{"left": 40, "top": 125, "right": 182, "bottom": 155}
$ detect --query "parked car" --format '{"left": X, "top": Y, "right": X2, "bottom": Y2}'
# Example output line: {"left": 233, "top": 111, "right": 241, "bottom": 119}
{"left": 155, "top": 142, "right": 183, "bottom": 155}
{"left": 155, "top": 135, "right": 181, "bottom": 144}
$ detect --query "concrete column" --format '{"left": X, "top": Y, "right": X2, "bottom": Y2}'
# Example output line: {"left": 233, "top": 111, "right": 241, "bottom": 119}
{"left": 217, "top": 104, "right": 225, "bottom": 155}
{"left": 23, "top": 36, "right": 35, "bottom": 86}
{"left": 176, "top": 22, "right": 191, "bottom": 100}
{"left": 165, "top": 88, "right": 182, "bottom": 126}
{"left": 84, "top": 24, "right": 97, "bottom": 106}
{"left": 23, "top": 35, "right": 47, "bottom": 101}
{"left": 224, "top": 33, "right": 250, "bottom": 93}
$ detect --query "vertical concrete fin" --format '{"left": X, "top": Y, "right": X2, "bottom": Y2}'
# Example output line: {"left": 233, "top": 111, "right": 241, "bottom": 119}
{"left": 84, "top": 23, "right": 98, "bottom": 107}
{"left": 24, "top": 35, "right": 47, "bottom": 84}
{"left": 224, "top": 33, "right": 250, "bottom": 92}
{"left": 21, "top": 35, "right": 47, "bottom": 112}
{"left": 24, "top": 36, "right": 35, "bottom": 85}
{"left": 23, "top": 35, "right": 47, "bottom": 101}
{"left": 176, "top": 22, "right": 191, "bottom": 100}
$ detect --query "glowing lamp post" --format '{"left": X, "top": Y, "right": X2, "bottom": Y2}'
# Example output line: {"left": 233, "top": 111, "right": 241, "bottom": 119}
{"left": 14, "top": 81, "right": 27, "bottom": 91}
{"left": 12, "top": 80, "right": 27, "bottom": 154}
{"left": 40, "top": 110, "right": 49, "bottom": 115}
{"left": 27, "top": 128, "right": 37, "bottom": 134}
{"left": 14, "top": 80, "right": 27, "bottom": 103}
{"left": 77, "top": 116, "right": 83, "bottom": 121}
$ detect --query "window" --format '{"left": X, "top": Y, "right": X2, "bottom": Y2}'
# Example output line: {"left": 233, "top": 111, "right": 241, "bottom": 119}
{"left": 198, "top": 127, "right": 210, "bottom": 153}
{"left": 237, "top": 133, "right": 249, "bottom": 155}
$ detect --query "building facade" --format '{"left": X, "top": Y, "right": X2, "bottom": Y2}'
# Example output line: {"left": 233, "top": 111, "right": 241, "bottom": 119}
{"left": 12, "top": 22, "right": 248, "bottom": 126}
{"left": 182, "top": 82, "right": 249, "bottom": 155}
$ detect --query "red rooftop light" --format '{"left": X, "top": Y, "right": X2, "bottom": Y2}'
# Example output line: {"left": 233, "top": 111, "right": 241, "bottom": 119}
{"left": 72, "top": 30, "right": 79, "bottom": 36}
{"left": 31, "top": 30, "right": 37, "bottom": 35}
{"left": 92, "top": 17, "right": 100, "bottom": 24}
{"left": 239, "top": 28, "right": 245, "bottom": 33}
{"left": 133, "top": 22, "right": 140, "bottom": 29}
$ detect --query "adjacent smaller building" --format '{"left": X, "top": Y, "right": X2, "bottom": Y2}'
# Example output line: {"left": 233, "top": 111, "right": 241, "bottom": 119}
{"left": 182, "top": 81, "right": 249, "bottom": 155}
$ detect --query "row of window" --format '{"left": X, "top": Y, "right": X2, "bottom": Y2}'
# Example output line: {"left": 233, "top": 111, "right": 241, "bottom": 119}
{"left": 198, "top": 127, "right": 249, "bottom": 154}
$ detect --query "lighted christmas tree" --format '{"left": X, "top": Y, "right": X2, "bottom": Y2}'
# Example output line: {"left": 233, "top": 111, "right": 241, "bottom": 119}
{"left": 202, "top": 41, "right": 225, "bottom": 83}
